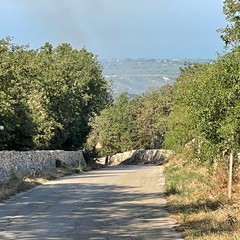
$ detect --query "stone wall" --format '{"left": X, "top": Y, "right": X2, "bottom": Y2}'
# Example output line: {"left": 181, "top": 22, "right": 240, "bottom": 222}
{"left": 108, "top": 149, "right": 173, "bottom": 166}
{"left": 0, "top": 150, "right": 85, "bottom": 183}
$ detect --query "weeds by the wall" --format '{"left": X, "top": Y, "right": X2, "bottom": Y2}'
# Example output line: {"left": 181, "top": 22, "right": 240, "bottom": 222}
{"left": 0, "top": 164, "right": 91, "bottom": 203}
{"left": 0, "top": 171, "right": 32, "bottom": 202}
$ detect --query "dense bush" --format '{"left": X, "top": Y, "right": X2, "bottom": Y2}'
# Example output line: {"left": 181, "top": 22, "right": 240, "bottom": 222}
{"left": 86, "top": 85, "right": 173, "bottom": 156}
{"left": 0, "top": 38, "right": 112, "bottom": 150}
{"left": 164, "top": 51, "right": 240, "bottom": 161}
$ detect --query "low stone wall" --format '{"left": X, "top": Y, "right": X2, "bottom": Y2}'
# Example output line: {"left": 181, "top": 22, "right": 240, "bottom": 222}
{"left": 0, "top": 150, "right": 85, "bottom": 183}
{"left": 108, "top": 149, "right": 173, "bottom": 166}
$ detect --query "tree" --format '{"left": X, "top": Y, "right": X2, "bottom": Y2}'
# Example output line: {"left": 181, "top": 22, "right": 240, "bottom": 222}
{"left": 0, "top": 38, "right": 38, "bottom": 149}
{"left": 87, "top": 93, "right": 132, "bottom": 156}
{"left": 220, "top": 0, "right": 240, "bottom": 49}
{"left": 163, "top": 63, "right": 202, "bottom": 151}
{"left": 164, "top": 53, "right": 240, "bottom": 160}
{"left": 133, "top": 85, "right": 173, "bottom": 149}
{"left": 0, "top": 38, "right": 112, "bottom": 150}
{"left": 86, "top": 85, "right": 173, "bottom": 156}
{"left": 34, "top": 43, "right": 112, "bottom": 150}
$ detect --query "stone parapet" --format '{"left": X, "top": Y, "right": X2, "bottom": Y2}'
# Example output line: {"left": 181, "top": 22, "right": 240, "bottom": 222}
{"left": 109, "top": 149, "right": 173, "bottom": 166}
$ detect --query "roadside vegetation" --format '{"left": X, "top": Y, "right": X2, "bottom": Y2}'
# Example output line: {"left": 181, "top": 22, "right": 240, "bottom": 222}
{"left": 0, "top": 39, "right": 112, "bottom": 151}
{"left": 165, "top": 151, "right": 240, "bottom": 239}
{"left": 86, "top": 85, "right": 172, "bottom": 156}
{"left": 163, "top": 1, "right": 240, "bottom": 238}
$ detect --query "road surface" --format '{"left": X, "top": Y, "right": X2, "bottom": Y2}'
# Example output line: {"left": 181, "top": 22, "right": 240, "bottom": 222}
{"left": 0, "top": 165, "right": 182, "bottom": 240}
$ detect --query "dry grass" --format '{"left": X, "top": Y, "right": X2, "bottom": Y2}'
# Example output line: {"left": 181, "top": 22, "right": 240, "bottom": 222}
{"left": 0, "top": 158, "right": 103, "bottom": 203}
{"left": 0, "top": 165, "right": 89, "bottom": 203}
{"left": 165, "top": 154, "right": 240, "bottom": 239}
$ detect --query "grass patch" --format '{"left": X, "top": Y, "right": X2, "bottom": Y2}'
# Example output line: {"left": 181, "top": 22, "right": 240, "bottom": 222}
{"left": 164, "top": 155, "right": 240, "bottom": 239}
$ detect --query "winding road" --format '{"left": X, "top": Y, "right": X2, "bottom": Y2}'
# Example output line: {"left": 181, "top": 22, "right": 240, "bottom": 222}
{"left": 0, "top": 165, "right": 182, "bottom": 239}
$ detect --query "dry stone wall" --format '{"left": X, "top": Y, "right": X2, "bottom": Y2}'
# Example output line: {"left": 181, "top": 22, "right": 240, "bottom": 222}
{"left": 108, "top": 149, "right": 173, "bottom": 166}
{"left": 0, "top": 150, "right": 85, "bottom": 183}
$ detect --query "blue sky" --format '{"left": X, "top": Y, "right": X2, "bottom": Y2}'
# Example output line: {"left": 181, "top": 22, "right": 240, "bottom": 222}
{"left": 0, "top": 0, "right": 226, "bottom": 59}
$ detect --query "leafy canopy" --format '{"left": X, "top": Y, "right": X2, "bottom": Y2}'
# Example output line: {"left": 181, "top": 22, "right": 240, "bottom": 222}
{"left": 0, "top": 38, "right": 112, "bottom": 150}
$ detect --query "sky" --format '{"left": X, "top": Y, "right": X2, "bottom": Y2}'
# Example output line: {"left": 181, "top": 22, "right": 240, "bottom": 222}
{"left": 0, "top": 0, "right": 226, "bottom": 59}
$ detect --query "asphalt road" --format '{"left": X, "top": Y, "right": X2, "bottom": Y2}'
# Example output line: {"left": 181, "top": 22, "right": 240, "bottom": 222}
{"left": 0, "top": 165, "right": 183, "bottom": 240}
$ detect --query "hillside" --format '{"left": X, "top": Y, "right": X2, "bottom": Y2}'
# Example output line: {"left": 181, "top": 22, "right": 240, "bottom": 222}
{"left": 101, "top": 58, "right": 211, "bottom": 96}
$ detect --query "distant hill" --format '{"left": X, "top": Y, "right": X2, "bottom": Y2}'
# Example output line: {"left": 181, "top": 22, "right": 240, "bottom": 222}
{"left": 100, "top": 58, "right": 211, "bottom": 97}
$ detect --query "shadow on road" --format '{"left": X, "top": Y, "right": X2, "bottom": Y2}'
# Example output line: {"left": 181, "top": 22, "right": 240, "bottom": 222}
{"left": 0, "top": 166, "right": 182, "bottom": 240}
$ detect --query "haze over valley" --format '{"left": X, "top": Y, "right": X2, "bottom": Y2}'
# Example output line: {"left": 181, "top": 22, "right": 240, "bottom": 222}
{"left": 101, "top": 58, "right": 211, "bottom": 96}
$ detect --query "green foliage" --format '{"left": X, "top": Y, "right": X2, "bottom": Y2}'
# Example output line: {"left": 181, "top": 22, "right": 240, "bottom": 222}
{"left": 37, "top": 43, "right": 112, "bottom": 149}
{"left": 86, "top": 85, "right": 173, "bottom": 156}
{"left": 0, "top": 38, "right": 38, "bottom": 149}
{"left": 164, "top": 105, "right": 196, "bottom": 150}
{"left": 131, "top": 85, "right": 173, "bottom": 149}
{"left": 87, "top": 93, "right": 134, "bottom": 155}
{"left": 0, "top": 38, "right": 111, "bottom": 150}
{"left": 220, "top": 0, "right": 240, "bottom": 50}
{"left": 164, "top": 63, "right": 203, "bottom": 151}
{"left": 165, "top": 0, "right": 240, "bottom": 159}
{"left": 165, "top": 51, "right": 240, "bottom": 161}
